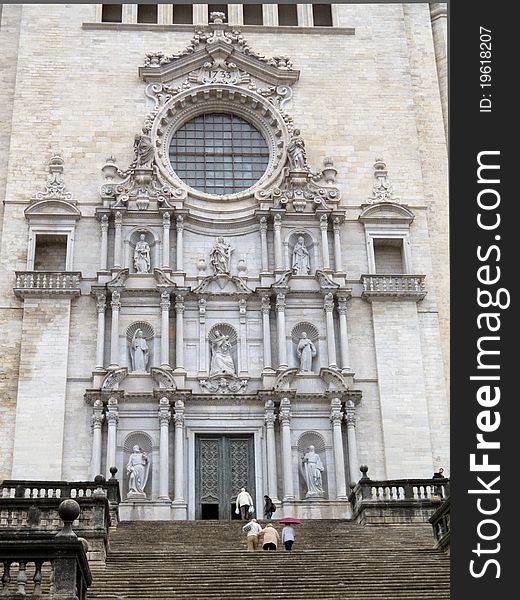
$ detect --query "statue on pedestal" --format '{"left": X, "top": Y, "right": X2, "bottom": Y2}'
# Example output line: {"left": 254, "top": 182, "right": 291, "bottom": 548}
{"left": 134, "top": 133, "right": 154, "bottom": 168}
{"left": 126, "top": 445, "right": 150, "bottom": 498}
{"left": 292, "top": 236, "right": 311, "bottom": 275}
{"left": 210, "top": 330, "right": 236, "bottom": 376}
{"left": 134, "top": 234, "right": 151, "bottom": 273}
{"left": 302, "top": 445, "right": 325, "bottom": 498}
{"left": 287, "top": 129, "right": 307, "bottom": 170}
{"left": 130, "top": 329, "right": 150, "bottom": 372}
{"left": 297, "top": 332, "right": 317, "bottom": 372}
{"left": 210, "top": 237, "right": 234, "bottom": 275}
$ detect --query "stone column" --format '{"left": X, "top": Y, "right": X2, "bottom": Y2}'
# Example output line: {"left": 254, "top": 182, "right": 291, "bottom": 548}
{"left": 105, "top": 397, "right": 119, "bottom": 479}
{"left": 109, "top": 290, "right": 121, "bottom": 368}
{"left": 100, "top": 215, "right": 109, "bottom": 271}
{"left": 158, "top": 397, "right": 171, "bottom": 501}
{"left": 160, "top": 291, "right": 171, "bottom": 368}
{"left": 320, "top": 214, "right": 331, "bottom": 270}
{"left": 175, "top": 295, "right": 185, "bottom": 371}
{"left": 173, "top": 399, "right": 185, "bottom": 502}
{"left": 259, "top": 217, "right": 269, "bottom": 272}
{"left": 95, "top": 292, "right": 106, "bottom": 370}
{"left": 345, "top": 400, "right": 360, "bottom": 484}
{"left": 264, "top": 400, "right": 279, "bottom": 501}
{"left": 261, "top": 295, "right": 272, "bottom": 369}
{"left": 332, "top": 217, "right": 343, "bottom": 272}
{"left": 279, "top": 398, "right": 295, "bottom": 500}
{"left": 162, "top": 212, "right": 171, "bottom": 269}
{"left": 330, "top": 398, "right": 347, "bottom": 499}
{"left": 90, "top": 400, "right": 104, "bottom": 479}
{"left": 198, "top": 298, "right": 207, "bottom": 373}
{"left": 273, "top": 214, "right": 283, "bottom": 271}
{"left": 113, "top": 212, "right": 123, "bottom": 269}
{"left": 263, "top": 3, "right": 278, "bottom": 26}
{"left": 176, "top": 215, "right": 184, "bottom": 271}
{"left": 276, "top": 293, "right": 288, "bottom": 368}
{"left": 337, "top": 296, "right": 352, "bottom": 372}
{"left": 324, "top": 293, "right": 337, "bottom": 368}
{"left": 238, "top": 298, "right": 247, "bottom": 373}
{"left": 193, "top": 3, "right": 208, "bottom": 25}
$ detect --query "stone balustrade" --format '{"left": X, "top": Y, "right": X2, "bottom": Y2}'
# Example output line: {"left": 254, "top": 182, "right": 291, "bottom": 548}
{"left": 14, "top": 271, "right": 81, "bottom": 298}
{"left": 429, "top": 496, "right": 450, "bottom": 553}
{"left": 361, "top": 274, "right": 427, "bottom": 300}
{"left": 0, "top": 479, "right": 120, "bottom": 505}
{"left": 348, "top": 466, "right": 449, "bottom": 525}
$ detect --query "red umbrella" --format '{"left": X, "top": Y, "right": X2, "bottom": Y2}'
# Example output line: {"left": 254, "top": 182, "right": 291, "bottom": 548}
{"left": 278, "top": 517, "right": 302, "bottom": 524}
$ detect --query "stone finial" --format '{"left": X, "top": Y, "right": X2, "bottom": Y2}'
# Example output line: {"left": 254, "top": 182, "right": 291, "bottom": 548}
{"left": 369, "top": 158, "right": 400, "bottom": 204}
{"left": 322, "top": 157, "right": 338, "bottom": 184}
{"left": 209, "top": 11, "right": 226, "bottom": 24}
{"left": 55, "top": 499, "right": 80, "bottom": 538}
{"left": 93, "top": 474, "right": 107, "bottom": 497}
{"left": 109, "top": 466, "right": 118, "bottom": 481}
{"left": 359, "top": 465, "right": 370, "bottom": 481}
{"left": 102, "top": 157, "right": 118, "bottom": 181}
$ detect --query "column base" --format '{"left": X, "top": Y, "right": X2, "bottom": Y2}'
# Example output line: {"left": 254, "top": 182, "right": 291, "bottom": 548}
{"left": 158, "top": 495, "right": 171, "bottom": 502}
{"left": 171, "top": 500, "right": 188, "bottom": 520}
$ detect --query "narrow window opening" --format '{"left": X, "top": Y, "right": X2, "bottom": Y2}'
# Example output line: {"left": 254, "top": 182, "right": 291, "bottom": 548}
{"left": 278, "top": 4, "right": 298, "bottom": 26}
{"left": 34, "top": 235, "right": 68, "bottom": 271}
{"left": 101, "top": 4, "right": 122, "bottom": 23}
{"left": 243, "top": 4, "right": 263, "bottom": 25}
{"left": 173, "top": 3, "right": 193, "bottom": 24}
{"left": 373, "top": 239, "right": 405, "bottom": 274}
{"left": 208, "top": 4, "right": 228, "bottom": 22}
{"left": 312, "top": 4, "right": 333, "bottom": 27}
{"left": 137, "top": 3, "right": 158, "bottom": 24}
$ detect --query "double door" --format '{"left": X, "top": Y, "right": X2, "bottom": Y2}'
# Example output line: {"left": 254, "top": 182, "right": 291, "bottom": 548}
{"left": 195, "top": 434, "right": 255, "bottom": 520}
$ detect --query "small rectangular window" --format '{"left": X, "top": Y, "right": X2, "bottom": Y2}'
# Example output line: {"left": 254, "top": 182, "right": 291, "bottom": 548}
{"left": 278, "top": 4, "right": 298, "bottom": 26}
{"left": 243, "top": 4, "right": 263, "bottom": 25}
{"left": 137, "top": 3, "right": 158, "bottom": 24}
{"left": 34, "top": 235, "right": 68, "bottom": 272}
{"left": 312, "top": 4, "right": 333, "bottom": 27}
{"left": 101, "top": 4, "right": 122, "bottom": 23}
{"left": 173, "top": 3, "right": 193, "bottom": 24}
{"left": 374, "top": 239, "right": 405, "bottom": 274}
{"left": 208, "top": 4, "right": 228, "bottom": 22}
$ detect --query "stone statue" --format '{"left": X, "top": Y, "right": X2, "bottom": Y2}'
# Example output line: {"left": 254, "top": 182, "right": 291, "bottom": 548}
{"left": 302, "top": 445, "right": 325, "bottom": 498}
{"left": 287, "top": 129, "right": 307, "bottom": 170}
{"left": 126, "top": 444, "right": 150, "bottom": 498}
{"left": 134, "top": 133, "right": 154, "bottom": 167}
{"left": 134, "top": 234, "right": 151, "bottom": 273}
{"left": 130, "top": 329, "right": 150, "bottom": 372}
{"left": 210, "top": 237, "right": 234, "bottom": 275}
{"left": 210, "top": 330, "right": 236, "bottom": 376}
{"left": 292, "top": 236, "right": 311, "bottom": 275}
{"left": 297, "top": 332, "right": 317, "bottom": 372}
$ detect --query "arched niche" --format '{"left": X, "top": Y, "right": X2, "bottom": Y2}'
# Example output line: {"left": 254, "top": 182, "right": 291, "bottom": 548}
{"left": 122, "top": 431, "right": 153, "bottom": 499}
{"left": 126, "top": 322, "right": 155, "bottom": 373}
{"left": 125, "top": 227, "right": 159, "bottom": 274}
{"left": 297, "top": 431, "right": 328, "bottom": 499}
{"left": 207, "top": 323, "right": 238, "bottom": 376}
{"left": 285, "top": 229, "right": 317, "bottom": 275}
{"left": 291, "top": 322, "right": 319, "bottom": 372}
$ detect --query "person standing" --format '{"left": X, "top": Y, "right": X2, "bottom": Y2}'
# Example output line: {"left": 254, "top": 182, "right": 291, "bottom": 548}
{"left": 236, "top": 487, "right": 253, "bottom": 520}
{"left": 264, "top": 495, "right": 276, "bottom": 520}
{"left": 243, "top": 518, "right": 262, "bottom": 551}
{"left": 259, "top": 523, "right": 280, "bottom": 551}
{"left": 282, "top": 524, "right": 295, "bottom": 551}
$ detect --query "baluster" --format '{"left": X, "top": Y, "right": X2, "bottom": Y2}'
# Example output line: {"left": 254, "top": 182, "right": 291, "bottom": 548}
{"left": 62, "top": 274, "right": 67, "bottom": 289}
{"left": 17, "top": 560, "right": 27, "bottom": 595}
{"left": 29, "top": 274, "right": 34, "bottom": 288}
{"left": 1, "top": 561, "right": 11, "bottom": 595}
{"left": 33, "top": 561, "right": 42, "bottom": 596}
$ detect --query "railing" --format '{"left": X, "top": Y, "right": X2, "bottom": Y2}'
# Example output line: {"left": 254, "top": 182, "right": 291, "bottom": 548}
{"left": 14, "top": 271, "right": 81, "bottom": 297}
{"left": 0, "top": 479, "right": 121, "bottom": 505}
{"left": 361, "top": 274, "right": 427, "bottom": 299}
{"left": 350, "top": 477, "right": 450, "bottom": 510}
{"left": 429, "top": 497, "right": 450, "bottom": 551}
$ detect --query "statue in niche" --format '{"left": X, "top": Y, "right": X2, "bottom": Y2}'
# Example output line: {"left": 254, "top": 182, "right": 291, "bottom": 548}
{"left": 297, "top": 332, "right": 317, "bottom": 372}
{"left": 292, "top": 236, "right": 311, "bottom": 275}
{"left": 287, "top": 129, "right": 308, "bottom": 170}
{"left": 126, "top": 445, "right": 150, "bottom": 497}
{"left": 209, "top": 236, "right": 234, "bottom": 275}
{"left": 134, "top": 234, "right": 151, "bottom": 273}
{"left": 130, "top": 329, "right": 150, "bottom": 372}
{"left": 210, "top": 330, "right": 236, "bottom": 376}
{"left": 302, "top": 445, "right": 325, "bottom": 498}
{"left": 134, "top": 133, "right": 154, "bottom": 168}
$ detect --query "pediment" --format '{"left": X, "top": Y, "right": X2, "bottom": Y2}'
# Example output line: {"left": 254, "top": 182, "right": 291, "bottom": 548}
{"left": 359, "top": 202, "right": 415, "bottom": 225}
{"left": 24, "top": 199, "right": 81, "bottom": 220}
{"left": 139, "top": 22, "right": 300, "bottom": 88}
{"left": 192, "top": 274, "right": 253, "bottom": 295}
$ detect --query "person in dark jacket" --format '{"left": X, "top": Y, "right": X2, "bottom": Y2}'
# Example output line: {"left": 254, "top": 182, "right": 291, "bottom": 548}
{"left": 263, "top": 495, "right": 276, "bottom": 519}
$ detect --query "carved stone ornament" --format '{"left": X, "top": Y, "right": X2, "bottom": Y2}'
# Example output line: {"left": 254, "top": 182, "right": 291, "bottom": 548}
{"left": 368, "top": 158, "right": 400, "bottom": 204}
{"left": 200, "top": 374, "right": 248, "bottom": 394}
{"left": 101, "top": 367, "right": 128, "bottom": 391}
{"left": 151, "top": 367, "right": 176, "bottom": 390}
{"left": 192, "top": 273, "right": 253, "bottom": 295}
{"left": 32, "top": 154, "right": 74, "bottom": 203}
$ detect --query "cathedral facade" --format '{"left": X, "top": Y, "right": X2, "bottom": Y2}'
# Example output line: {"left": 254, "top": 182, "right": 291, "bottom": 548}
{"left": 0, "top": 3, "right": 448, "bottom": 520}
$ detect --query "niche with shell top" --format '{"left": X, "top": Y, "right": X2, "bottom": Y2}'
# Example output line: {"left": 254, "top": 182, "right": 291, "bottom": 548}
{"left": 126, "top": 322, "right": 155, "bottom": 372}
{"left": 123, "top": 431, "right": 153, "bottom": 499}
{"left": 128, "top": 229, "right": 156, "bottom": 274}
{"left": 297, "top": 431, "right": 328, "bottom": 499}
{"left": 291, "top": 322, "right": 319, "bottom": 372}
{"left": 288, "top": 231, "right": 315, "bottom": 275}
{"left": 207, "top": 323, "right": 238, "bottom": 376}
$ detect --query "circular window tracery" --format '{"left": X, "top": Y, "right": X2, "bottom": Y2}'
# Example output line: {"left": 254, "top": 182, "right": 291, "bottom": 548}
{"left": 168, "top": 112, "right": 269, "bottom": 195}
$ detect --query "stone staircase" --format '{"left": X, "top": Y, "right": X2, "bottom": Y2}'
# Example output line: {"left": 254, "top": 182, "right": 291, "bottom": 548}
{"left": 88, "top": 520, "right": 450, "bottom": 600}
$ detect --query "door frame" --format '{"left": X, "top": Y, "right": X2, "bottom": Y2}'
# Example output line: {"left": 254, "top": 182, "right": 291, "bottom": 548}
{"left": 187, "top": 424, "right": 265, "bottom": 521}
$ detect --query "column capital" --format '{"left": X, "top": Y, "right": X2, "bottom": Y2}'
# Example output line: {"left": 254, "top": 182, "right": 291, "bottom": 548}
{"left": 276, "top": 293, "right": 286, "bottom": 312}
{"left": 345, "top": 399, "right": 357, "bottom": 427}
{"left": 91, "top": 399, "right": 104, "bottom": 429}
{"left": 320, "top": 213, "right": 329, "bottom": 231}
{"left": 158, "top": 397, "right": 172, "bottom": 425}
{"left": 330, "top": 397, "right": 344, "bottom": 424}
{"left": 160, "top": 290, "right": 171, "bottom": 310}
{"left": 279, "top": 397, "right": 291, "bottom": 424}
{"left": 333, "top": 216, "right": 342, "bottom": 233}
{"left": 114, "top": 211, "right": 123, "bottom": 226}
{"left": 110, "top": 290, "right": 121, "bottom": 310}
{"left": 100, "top": 214, "right": 109, "bottom": 231}
{"left": 174, "top": 398, "right": 185, "bottom": 426}
{"left": 324, "top": 292, "right": 335, "bottom": 312}
{"left": 162, "top": 211, "right": 171, "bottom": 227}
{"left": 260, "top": 216, "right": 268, "bottom": 232}
{"left": 95, "top": 292, "right": 107, "bottom": 313}
{"left": 175, "top": 295, "right": 185, "bottom": 313}
{"left": 337, "top": 296, "right": 348, "bottom": 315}
{"left": 261, "top": 295, "right": 271, "bottom": 314}
{"left": 264, "top": 398, "right": 276, "bottom": 426}
{"left": 273, "top": 213, "right": 283, "bottom": 230}
{"left": 176, "top": 214, "right": 184, "bottom": 230}
{"left": 106, "top": 406, "right": 119, "bottom": 425}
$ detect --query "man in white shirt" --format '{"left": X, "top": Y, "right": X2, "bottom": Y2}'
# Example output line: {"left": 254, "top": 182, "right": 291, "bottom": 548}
{"left": 236, "top": 487, "right": 253, "bottom": 520}
{"left": 243, "top": 518, "right": 262, "bottom": 551}
{"left": 282, "top": 525, "right": 295, "bottom": 551}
